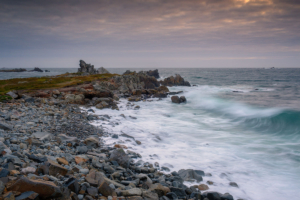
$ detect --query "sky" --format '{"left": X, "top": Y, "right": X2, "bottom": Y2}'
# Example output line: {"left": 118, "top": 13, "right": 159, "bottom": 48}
{"left": 1, "top": 0, "right": 300, "bottom": 68}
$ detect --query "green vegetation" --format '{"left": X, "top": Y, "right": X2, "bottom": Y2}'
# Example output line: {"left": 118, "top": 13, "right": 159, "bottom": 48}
{"left": 0, "top": 73, "right": 118, "bottom": 96}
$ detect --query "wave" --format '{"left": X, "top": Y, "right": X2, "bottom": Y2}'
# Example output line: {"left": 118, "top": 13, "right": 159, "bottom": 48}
{"left": 187, "top": 90, "right": 300, "bottom": 136}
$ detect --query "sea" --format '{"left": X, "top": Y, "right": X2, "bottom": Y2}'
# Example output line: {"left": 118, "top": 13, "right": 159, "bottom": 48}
{"left": 1, "top": 68, "right": 300, "bottom": 200}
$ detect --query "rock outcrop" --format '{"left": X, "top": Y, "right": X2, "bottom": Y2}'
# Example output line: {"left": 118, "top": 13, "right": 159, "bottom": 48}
{"left": 160, "top": 74, "right": 191, "bottom": 86}
{"left": 78, "top": 60, "right": 96, "bottom": 74}
{"left": 146, "top": 69, "right": 159, "bottom": 78}
{"left": 78, "top": 60, "right": 110, "bottom": 75}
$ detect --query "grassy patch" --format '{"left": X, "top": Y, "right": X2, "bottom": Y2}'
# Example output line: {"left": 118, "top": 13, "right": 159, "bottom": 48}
{"left": 0, "top": 73, "right": 118, "bottom": 95}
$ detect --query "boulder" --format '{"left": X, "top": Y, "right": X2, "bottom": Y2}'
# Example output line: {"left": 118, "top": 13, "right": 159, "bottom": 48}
{"left": 98, "top": 180, "right": 116, "bottom": 197}
{"left": 84, "top": 136, "right": 99, "bottom": 148}
{"left": 109, "top": 148, "right": 131, "bottom": 168}
{"left": 178, "top": 169, "right": 203, "bottom": 182}
{"left": 171, "top": 96, "right": 186, "bottom": 104}
{"left": 7, "top": 177, "right": 63, "bottom": 199}
{"left": 6, "top": 91, "right": 18, "bottom": 99}
{"left": 85, "top": 169, "right": 105, "bottom": 186}
{"left": 198, "top": 184, "right": 209, "bottom": 191}
{"left": 160, "top": 74, "right": 190, "bottom": 87}
{"left": 48, "top": 160, "right": 68, "bottom": 176}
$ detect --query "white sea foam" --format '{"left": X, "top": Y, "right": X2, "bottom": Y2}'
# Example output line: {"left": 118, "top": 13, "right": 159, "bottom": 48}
{"left": 87, "top": 85, "right": 300, "bottom": 200}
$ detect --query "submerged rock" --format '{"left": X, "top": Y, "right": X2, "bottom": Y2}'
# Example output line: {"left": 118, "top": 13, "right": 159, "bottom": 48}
{"left": 171, "top": 96, "right": 186, "bottom": 104}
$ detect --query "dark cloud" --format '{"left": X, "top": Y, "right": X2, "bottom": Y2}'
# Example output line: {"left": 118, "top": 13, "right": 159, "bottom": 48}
{"left": 0, "top": 0, "right": 299, "bottom": 68}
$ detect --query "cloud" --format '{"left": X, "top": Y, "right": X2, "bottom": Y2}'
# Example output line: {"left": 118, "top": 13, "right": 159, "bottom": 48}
{"left": 0, "top": 0, "right": 299, "bottom": 67}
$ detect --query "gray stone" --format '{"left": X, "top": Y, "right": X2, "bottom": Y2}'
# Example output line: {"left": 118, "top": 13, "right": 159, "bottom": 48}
{"left": 0, "top": 122, "right": 12, "bottom": 130}
{"left": 6, "top": 91, "right": 18, "bottom": 99}
{"left": 178, "top": 169, "right": 203, "bottom": 182}
{"left": 109, "top": 148, "right": 131, "bottom": 168}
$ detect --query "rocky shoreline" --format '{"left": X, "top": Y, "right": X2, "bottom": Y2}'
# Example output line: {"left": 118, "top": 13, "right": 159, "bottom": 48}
{"left": 0, "top": 64, "right": 236, "bottom": 200}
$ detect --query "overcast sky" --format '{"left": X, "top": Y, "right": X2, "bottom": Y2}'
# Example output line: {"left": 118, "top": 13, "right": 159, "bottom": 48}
{"left": 1, "top": 0, "right": 299, "bottom": 68}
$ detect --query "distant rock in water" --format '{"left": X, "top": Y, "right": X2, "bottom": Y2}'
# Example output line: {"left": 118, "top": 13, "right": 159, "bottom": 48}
{"left": 146, "top": 69, "right": 159, "bottom": 78}
{"left": 78, "top": 60, "right": 110, "bottom": 75}
{"left": 29, "top": 67, "right": 43, "bottom": 72}
{"left": 0, "top": 68, "right": 27, "bottom": 72}
{"left": 160, "top": 74, "right": 191, "bottom": 86}
{"left": 45, "top": 70, "right": 50, "bottom": 72}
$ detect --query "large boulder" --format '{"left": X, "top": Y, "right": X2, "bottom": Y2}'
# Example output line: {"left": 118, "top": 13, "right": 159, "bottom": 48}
{"left": 7, "top": 177, "right": 63, "bottom": 199}
{"left": 109, "top": 148, "right": 131, "bottom": 168}
{"left": 0, "top": 122, "right": 13, "bottom": 131}
{"left": 171, "top": 96, "right": 186, "bottom": 104}
{"left": 160, "top": 74, "right": 191, "bottom": 86}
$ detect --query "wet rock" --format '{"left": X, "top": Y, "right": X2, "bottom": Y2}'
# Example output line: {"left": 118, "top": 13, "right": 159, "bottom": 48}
{"left": 84, "top": 136, "right": 99, "bottom": 148}
{"left": 202, "top": 191, "right": 221, "bottom": 200}
{"left": 160, "top": 74, "right": 191, "bottom": 87}
{"left": 198, "top": 184, "right": 209, "bottom": 191}
{"left": 171, "top": 96, "right": 186, "bottom": 104}
{"left": 221, "top": 193, "right": 234, "bottom": 200}
{"left": 170, "top": 187, "right": 187, "bottom": 199}
{"left": 7, "top": 176, "right": 63, "bottom": 199}
{"left": 109, "top": 148, "right": 131, "bottom": 168}
{"left": 178, "top": 169, "right": 203, "bottom": 182}
{"left": 190, "top": 192, "right": 202, "bottom": 200}
{"left": 229, "top": 182, "right": 238, "bottom": 188}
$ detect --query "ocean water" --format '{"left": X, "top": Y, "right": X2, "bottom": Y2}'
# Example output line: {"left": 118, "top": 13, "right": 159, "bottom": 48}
{"left": 2, "top": 68, "right": 300, "bottom": 199}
